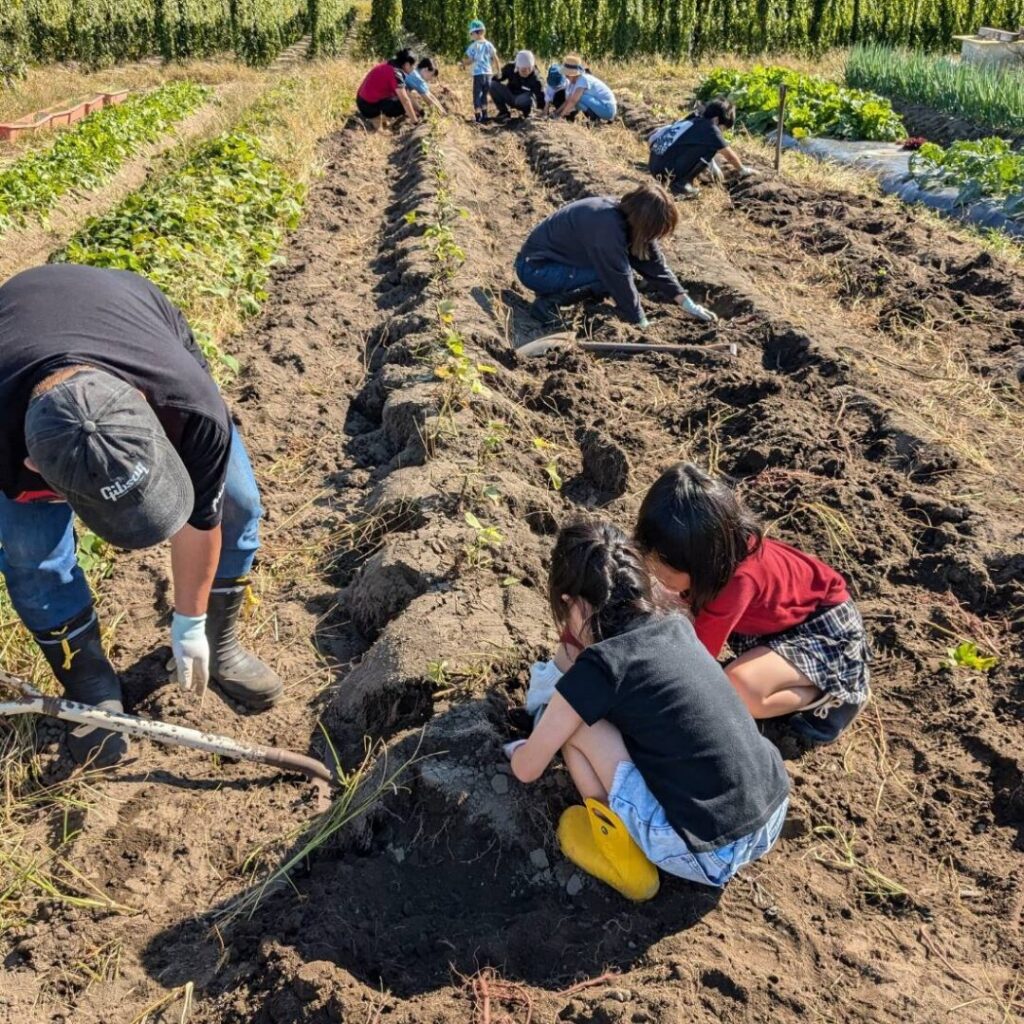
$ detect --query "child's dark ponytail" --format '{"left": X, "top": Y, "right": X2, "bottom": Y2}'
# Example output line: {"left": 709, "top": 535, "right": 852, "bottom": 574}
{"left": 635, "top": 462, "right": 762, "bottom": 614}
{"left": 548, "top": 521, "right": 661, "bottom": 642}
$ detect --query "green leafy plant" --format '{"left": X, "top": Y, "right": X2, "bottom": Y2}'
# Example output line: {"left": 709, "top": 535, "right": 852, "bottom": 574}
{"left": 480, "top": 420, "right": 507, "bottom": 456}
{"left": 434, "top": 331, "right": 496, "bottom": 398}
{"left": 463, "top": 511, "right": 503, "bottom": 567}
{"left": 543, "top": 459, "right": 563, "bottom": 491}
{"left": 76, "top": 531, "right": 113, "bottom": 580}
{"left": 0, "top": 82, "right": 209, "bottom": 236}
{"left": 696, "top": 65, "right": 905, "bottom": 142}
{"left": 945, "top": 640, "right": 998, "bottom": 673}
{"left": 909, "top": 137, "right": 1024, "bottom": 219}
{"left": 54, "top": 91, "right": 305, "bottom": 379}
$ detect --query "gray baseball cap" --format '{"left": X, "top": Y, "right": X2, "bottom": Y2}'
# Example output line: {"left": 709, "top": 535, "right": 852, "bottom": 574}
{"left": 25, "top": 369, "right": 194, "bottom": 550}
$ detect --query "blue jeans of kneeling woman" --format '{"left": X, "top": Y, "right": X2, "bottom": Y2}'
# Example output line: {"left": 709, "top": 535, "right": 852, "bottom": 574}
{"left": 515, "top": 252, "right": 606, "bottom": 296}
{"left": 0, "top": 426, "right": 263, "bottom": 634}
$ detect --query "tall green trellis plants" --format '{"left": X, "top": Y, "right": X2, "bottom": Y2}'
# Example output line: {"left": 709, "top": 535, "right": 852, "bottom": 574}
{"left": 387, "top": 0, "right": 1024, "bottom": 59}
{"left": 0, "top": 0, "right": 357, "bottom": 72}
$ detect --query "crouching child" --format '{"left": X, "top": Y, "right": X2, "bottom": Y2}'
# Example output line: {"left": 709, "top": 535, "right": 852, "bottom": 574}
{"left": 649, "top": 98, "right": 754, "bottom": 197}
{"left": 505, "top": 521, "right": 790, "bottom": 900}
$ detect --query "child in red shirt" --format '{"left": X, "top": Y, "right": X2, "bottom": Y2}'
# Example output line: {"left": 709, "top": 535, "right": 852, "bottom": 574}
{"left": 634, "top": 463, "right": 870, "bottom": 744}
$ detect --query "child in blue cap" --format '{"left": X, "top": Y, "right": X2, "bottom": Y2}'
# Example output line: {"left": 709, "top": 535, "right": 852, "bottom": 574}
{"left": 461, "top": 19, "right": 500, "bottom": 123}
{"left": 544, "top": 64, "right": 568, "bottom": 114}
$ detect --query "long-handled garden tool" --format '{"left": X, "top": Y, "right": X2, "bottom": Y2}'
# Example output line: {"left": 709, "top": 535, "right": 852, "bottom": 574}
{"left": 0, "top": 670, "right": 336, "bottom": 808}
{"left": 516, "top": 331, "right": 738, "bottom": 360}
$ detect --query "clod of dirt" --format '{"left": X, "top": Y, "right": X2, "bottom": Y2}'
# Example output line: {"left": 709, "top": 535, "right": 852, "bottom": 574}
{"left": 578, "top": 428, "right": 631, "bottom": 497}
{"left": 381, "top": 382, "right": 443, "bottom": 458}
{"left": 339, "top": 536, "right": 447, "bottom": 640}
{"left": 324, "top": 584, "right": 513, "bottom": 747}
{"left": 363, "top": 459, "right": 463, "bottom": 528}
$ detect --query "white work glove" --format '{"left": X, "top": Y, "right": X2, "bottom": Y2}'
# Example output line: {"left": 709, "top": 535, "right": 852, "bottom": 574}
{"left": 739, "top": 164, "right": 757, "bottom": 178}
{"left": 637, "top": 314, "right": 650, "bottom": 331}
{"left": 707, "top": 157, "right": 725, "bottom": 184}
{"left": 678, "top": 294, "right": 718, "bottom": 323}
{"left": 171, "top": 611, "right": 209, "bottom": 696}
{"left": 503, "top": 739, "right": 527, "bottom": 761}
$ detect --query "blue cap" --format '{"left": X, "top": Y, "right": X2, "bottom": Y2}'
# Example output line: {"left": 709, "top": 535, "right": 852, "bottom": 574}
{"left": 468, "top": 19, "right": 485, "bottom": 33}
{"left": 547, "top": 64, "right": 566, "bottom": 88}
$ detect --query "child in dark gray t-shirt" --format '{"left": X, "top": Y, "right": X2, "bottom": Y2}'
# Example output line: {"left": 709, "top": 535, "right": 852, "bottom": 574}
{"left": 505, "top": 520, "right": 789, "bottom": 898}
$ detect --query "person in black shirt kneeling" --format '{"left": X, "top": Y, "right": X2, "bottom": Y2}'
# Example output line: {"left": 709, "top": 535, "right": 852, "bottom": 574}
{"left": 490, "top": 50, "right": 546, "bottom": 120}
{"left": 648, "top": 97, "right": 755, "bottom": 198}
{"left": 504, "top": 521, "right": 790, "bottom": 900}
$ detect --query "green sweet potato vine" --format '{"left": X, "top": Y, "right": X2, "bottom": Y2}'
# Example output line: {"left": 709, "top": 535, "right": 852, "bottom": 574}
{"left": 53, "top": 85, "right": 306, "bottom": 376}
{"left": 696, "top": 66, "right": 905, "bottom": 142}
{"left": 0, "top": 81, "right": 209, "bottom": 236}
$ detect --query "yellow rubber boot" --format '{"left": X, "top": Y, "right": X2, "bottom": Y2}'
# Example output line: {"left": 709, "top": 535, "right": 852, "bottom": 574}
{"left": 557, "top": 799, "right": 660, "bottom": 901}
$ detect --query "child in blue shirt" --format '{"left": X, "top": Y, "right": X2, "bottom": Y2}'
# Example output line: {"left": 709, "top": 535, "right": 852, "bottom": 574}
{"left": 461, "top": 19, "right": 499, "bottom": 123}
{"left": 404, "top": 57, "right": 446, "bottom": 115}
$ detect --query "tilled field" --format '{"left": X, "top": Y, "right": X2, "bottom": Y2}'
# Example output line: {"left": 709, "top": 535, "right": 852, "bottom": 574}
{"left": 2, "top": 89, "right": 1022, "bottom": 1024}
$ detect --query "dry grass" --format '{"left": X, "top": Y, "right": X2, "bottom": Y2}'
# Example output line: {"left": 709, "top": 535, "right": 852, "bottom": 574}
{"left": 0, "top": 56, "right": 258, "bottom": 125}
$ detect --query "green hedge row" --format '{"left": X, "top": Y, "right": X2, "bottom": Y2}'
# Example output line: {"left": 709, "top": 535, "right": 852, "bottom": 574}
{"left": 393, "top": 0, "right": 1024, "bottom": 59}
{"left": 0, "top": 0, "right": 355, "bottom": 73}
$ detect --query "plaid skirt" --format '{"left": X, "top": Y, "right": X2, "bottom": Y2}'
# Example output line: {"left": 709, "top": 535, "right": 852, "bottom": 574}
{"left": 729, "top": 600, "right": 871, "bottom": 707}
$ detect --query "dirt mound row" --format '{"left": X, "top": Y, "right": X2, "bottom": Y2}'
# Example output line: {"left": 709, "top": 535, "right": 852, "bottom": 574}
{"left": 176, "top": 110, "right": 1024, "bottom": 1024}
{"left": 29, "top": 100, "right": 1019, "bottom": 1023}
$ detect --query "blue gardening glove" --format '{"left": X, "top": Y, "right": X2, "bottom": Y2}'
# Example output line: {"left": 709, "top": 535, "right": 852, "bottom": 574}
{"left": 678, "top": 294, "right": 718, "bottom": 323}
{"left": 171, "top": 611, "right": 209, "bottom": 697}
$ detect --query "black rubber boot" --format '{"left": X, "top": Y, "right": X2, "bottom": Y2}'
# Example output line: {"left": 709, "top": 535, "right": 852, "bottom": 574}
{"left": 34, "top": 608, "right": 128, "bottom": 768}
{"left": 530, "top": 286, "right": 596, "bottom": 326}
{"left": 206, "top": 578, "right": 283, "bottom": 710}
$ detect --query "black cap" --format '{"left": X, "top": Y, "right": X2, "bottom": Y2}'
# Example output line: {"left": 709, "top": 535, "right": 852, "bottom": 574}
{"left": 25, "top": 369, "right": 193, "bottom": 550}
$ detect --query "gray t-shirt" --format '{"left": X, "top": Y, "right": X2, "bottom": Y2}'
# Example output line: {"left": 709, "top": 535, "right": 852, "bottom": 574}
{"left": 557, "top": 615, "right": 790, "bottom": 851}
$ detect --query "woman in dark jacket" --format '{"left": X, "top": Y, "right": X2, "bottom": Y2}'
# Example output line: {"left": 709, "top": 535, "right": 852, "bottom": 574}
{"left": 490, "top": 50, "right": 546, "bottom": 119}
{"left": 515, "top": 182, "right": 717, "bottom": 326}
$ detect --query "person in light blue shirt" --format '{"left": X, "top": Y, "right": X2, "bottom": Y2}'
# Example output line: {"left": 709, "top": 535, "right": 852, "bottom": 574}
{"left": 404, "top": 57, "right": 446, "bottom": 115}
{"left": 460, "top": 19, "right": 500, "bottom": 123}
{"left": 552, "top": 53, "right": 617, "bottom": 123}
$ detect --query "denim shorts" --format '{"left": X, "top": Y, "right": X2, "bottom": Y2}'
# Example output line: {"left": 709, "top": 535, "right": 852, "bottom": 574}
{"left": 608, "top": 761, "right": 788, "bottom": 888}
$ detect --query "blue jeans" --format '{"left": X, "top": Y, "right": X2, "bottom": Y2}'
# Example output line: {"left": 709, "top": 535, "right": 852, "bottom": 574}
{"left": 473, "top": 74, "right": 491, "bottom": 111}
{"left": 609, "top": 760, "right": 789, "bottom": 888}
{"left": 0, "top": 427, "right": 263, "bottom": 633}
{"left": 515, "top": 253, "right": 605, "bottom": 296}
{"left": 577, "top": 92, "right": 616, "bottom": 121}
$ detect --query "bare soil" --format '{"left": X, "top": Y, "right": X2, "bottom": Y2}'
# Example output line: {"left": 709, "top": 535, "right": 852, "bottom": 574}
{"left": 889, "top": 96, "right": 1024, "bottom": 149}
{"left": 1, "top": 84, "right": 1023, "bottom": 1024}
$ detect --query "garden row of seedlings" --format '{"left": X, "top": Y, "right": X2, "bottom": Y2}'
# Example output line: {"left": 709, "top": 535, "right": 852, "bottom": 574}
{"left": 189, "top": 115, "right": 581, "bottom": 1021}
{"left": 509, "top": 113, "right": 1023, "bottom": 958}
{"left": 0, "top": 81, "right": 210, "bottom": 235}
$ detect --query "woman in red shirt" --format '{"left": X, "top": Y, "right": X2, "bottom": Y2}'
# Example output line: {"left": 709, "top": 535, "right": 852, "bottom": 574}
{"left": 357, "top": 49, "right": 419, "bottom": 128}
{"left": 635, "top": 462, "right": 870, "bottom": 744}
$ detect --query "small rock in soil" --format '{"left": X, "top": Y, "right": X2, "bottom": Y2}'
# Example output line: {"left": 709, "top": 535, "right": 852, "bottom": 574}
{"left": 529, "top": 848, "right": 550, "bottom": 870}
{"left": 490, "top": 774, "right": 509, "bottom": 795}
{"left": 566, "top": 873, "right": 584, "bottom": 896}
